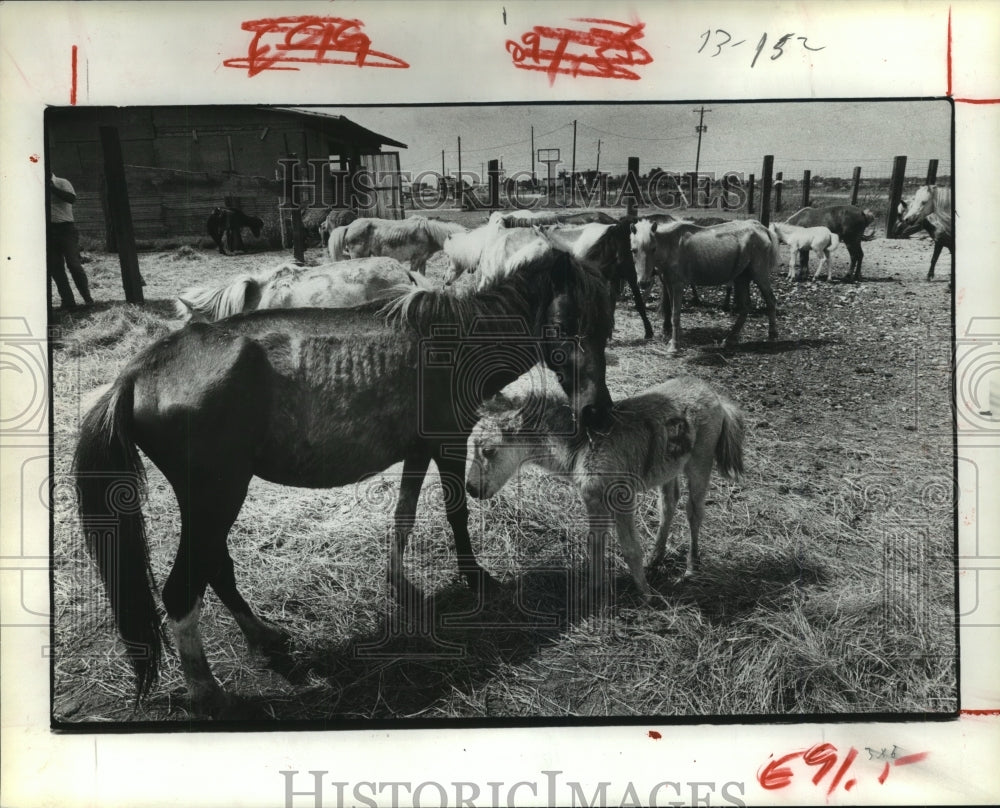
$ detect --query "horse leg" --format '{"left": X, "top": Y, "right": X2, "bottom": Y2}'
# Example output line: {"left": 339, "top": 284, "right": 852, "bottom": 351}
{"left": 162, "top": 478, "right": 250, "bottom": 715}
{"left": 756, "top": 280, "right": 779, "bottom": 340}
{"left": 614, "top": 510, "right": 651, "bottom": 598}
{"left": 797, "top": 246, "right": 810, "bottom": 281}
{"left": 389, "top": 452, "right": 432, "bottom": 605}
{"left": 680, "top": 455, "right": 714, "bottom": 580}
{"left": 627, "top": 273, "right": 655, "bottom": 339}
{"left": 846, "top": 240, "right": 862, "bottom": 282}
{"left": 690, "top": 285, "right": 703, "bottom": 306}
{"left": 723, "top": 277, "right": 751, "bottom": 348}
{"left": 927, "top": 240, "right": 944, "bottom": 280}
{"left": 648, "top": 479, "right": 680, "bottom": 569}
{"left": 210, "top": 547, "right": 289, "bottom": 655}
{"left": 411, "top": 254, "right": 427, "bottom": 275}
{"left": 433, "top": 448, "right": 498, "bottom": 594}
{"left": 582, "top": 495, "right": 614, "bottom": 610}
{"left": 666, "top": 282, "right": 682, "bottom": 354}
{"left": 786, "top": 245, "right": 796, "bottom": 281}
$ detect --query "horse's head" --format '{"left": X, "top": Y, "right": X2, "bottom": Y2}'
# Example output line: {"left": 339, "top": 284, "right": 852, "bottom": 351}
{"left": 898, "top": 187, "right": 933, "bottom": 230}
{"left": 629, "top": 219, "right": 658, "bottom": 290}
{"left": 465, "top": 404, "right": 527, "bottom": 499}
{"left": 539, "top": 252, "right": 614, "bottom": 431}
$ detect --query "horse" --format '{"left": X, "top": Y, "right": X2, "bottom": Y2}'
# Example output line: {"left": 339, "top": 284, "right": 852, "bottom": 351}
{"left": 466, "top": 375, "right": 745, "bottom": 599}
{"left": 535, "top": 222, "right": 655, "bottom": 339}
{"left": 206, "top": 207, "right": 264, "bottom": 255}
{"left": 497, "top": 209, "right": 618, "bottom": 227}
{"left": 896, "top": 185, "right": 953, "bottom": 281}
{"left": 783, "top": 205, "right": 874, "bottom": 282}
{"left": 73, "top": 248, "right": 615, "bottom": 714}
{"left": 335, "top": 215, "right": 467, "bottom": 274}
{"left": 769, "top": 222, "right": 841, "bottom": 282}
{"left": 629, "top": 219, "right": 780, "bottom": 355}
{"left": 174, "top": 258, "right": 412, "bottom": 322}
{"left": 317, "top": 208, "right": 358, "bottom": 246}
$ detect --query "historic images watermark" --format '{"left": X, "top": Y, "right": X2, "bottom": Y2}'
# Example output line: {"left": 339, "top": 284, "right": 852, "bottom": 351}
{"left": 280, "top": 769, "right": 748, "bottom": 808}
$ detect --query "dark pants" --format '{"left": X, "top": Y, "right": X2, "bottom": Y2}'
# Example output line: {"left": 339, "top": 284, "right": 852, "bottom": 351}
{"left": 48, "top": 221, "right": 92, "bottom": 307}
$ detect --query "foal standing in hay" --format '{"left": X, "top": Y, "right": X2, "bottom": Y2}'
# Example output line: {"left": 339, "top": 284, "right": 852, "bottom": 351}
{"left": 466, "top": 376, "right": 745, "bottom": 600}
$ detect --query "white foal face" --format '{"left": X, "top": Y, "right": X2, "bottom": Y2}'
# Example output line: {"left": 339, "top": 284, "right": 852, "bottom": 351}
{"left": 466, "top": 420, "right": 523, "bottom": 499}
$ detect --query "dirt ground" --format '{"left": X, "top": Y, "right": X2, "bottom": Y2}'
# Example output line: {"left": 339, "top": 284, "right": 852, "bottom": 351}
{"left": 49, "top": 217, "right": 956, "bottom": 724}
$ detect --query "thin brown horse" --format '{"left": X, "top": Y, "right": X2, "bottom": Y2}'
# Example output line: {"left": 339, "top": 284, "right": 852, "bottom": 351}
{"left": 74, "top": 249, "right": 614, "bottom": 714}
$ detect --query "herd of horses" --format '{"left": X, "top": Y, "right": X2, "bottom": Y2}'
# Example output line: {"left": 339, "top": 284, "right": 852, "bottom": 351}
{"left": 73, "top": 188, "right": 951, "bottom": 714}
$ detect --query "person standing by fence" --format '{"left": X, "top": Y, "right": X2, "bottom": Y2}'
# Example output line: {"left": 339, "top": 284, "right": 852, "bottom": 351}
{"left": 48, "top": 172, "right": 94, "bottom": 311}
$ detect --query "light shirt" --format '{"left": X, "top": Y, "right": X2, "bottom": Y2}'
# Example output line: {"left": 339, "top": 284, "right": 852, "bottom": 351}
{"left": 50, "top": 176, "right": 75, "bottom": 223}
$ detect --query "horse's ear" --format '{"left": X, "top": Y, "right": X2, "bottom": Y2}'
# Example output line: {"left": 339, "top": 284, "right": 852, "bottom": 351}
{"left": 629, "top": 222, "right": 637, "bottom": 234}
{"left": 175, "top": 297, "right": 194, "bottom": 318}
{"left": 650, "top": 221, "right": 658, "bottom": 233}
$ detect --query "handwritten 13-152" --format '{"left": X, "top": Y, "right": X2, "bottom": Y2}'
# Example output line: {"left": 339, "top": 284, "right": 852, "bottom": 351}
{"left": 698, "top": 29, "right": 825, "bottom": 67}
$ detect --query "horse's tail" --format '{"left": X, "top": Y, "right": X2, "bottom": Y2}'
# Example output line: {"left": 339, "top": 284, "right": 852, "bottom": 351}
{"left": 73, "top": 375, "right": 165, "bottom": 700}
{"left": 764, "top": 222, "right": 781, "bottom": 273}
{"left": 829, "top": 232, "right": 841, "bottom": 251}
{"left": 328, "top": 225, "right": 350, "bottom": 261}
{"left": 713, "top": 393, "right": 745, "bottom": 479}
{"left": 175, "top": 275, "right": 258, "bottom": 322}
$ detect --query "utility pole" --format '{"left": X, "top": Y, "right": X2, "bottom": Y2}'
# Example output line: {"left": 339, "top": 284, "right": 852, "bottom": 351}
{"left": 571, "top": 119, "right": 577, "bottom": 201}
{"left": 441, "top": 149, "right": 446, "bottom": 198}
{"left": 457, "top": 136, "right": 462, "bottom": 207}
{"left": 694, "top": 106, "right": 711, "bottom": 176}
{"left": 595, "top": 139, "right": 601, "bottom": 175}
{"left": 693, "top": 106, "right": 712, "bottom": 207}
{"left": 531, "top": 125, "right": 535, "bottom": 187}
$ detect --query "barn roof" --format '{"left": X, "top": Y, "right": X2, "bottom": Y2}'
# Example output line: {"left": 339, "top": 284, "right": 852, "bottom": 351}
{"left": 268, "top": 107, "right": 407, "bottom": 151}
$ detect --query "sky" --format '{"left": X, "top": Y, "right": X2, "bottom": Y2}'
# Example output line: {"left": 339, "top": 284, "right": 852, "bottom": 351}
{"left": 317, "top": 101, "right": 951, "bottom": 182}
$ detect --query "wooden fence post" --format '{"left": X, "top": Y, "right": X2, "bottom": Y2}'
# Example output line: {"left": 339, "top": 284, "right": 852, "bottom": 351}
{"left": 99, "top": 126, "right": 144, "bottom": 304}
{"left": 747, "top": 173, "right": 755, "bottom": 214}
{"left": 760, "top": 156, "right": 774, "bottom": 226}
{"left": 627, "top": 157, "right": 640, "bottom": 217}
{"left": 802, "top": 170, "right": 811, "bottom": 209}
{"left": 488, "top": 159, "right": 500, "bottom": 210}
{"left": 774, "top": 171, "right": 783, "bottom": 213}
{"left": 886, "top": 155, "right": 908, "bottom": 238}
{"left": 926, "top": 159, "right": 939, "bottom": 186}
{"left": 850, "top": 166, "right": 862, "bottom": 206}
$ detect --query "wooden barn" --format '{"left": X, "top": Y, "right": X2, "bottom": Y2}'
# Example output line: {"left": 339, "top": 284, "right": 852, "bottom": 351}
{"left": 45, "top": 106, "right": 408, "bottom": 245}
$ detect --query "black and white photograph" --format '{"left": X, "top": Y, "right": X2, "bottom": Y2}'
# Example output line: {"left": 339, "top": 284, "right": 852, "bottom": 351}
{"left": 2, "top": 2, "right": 999, "bottom": 807}
{"left": 46, "top": 100, "right": 958, "bottom": 725}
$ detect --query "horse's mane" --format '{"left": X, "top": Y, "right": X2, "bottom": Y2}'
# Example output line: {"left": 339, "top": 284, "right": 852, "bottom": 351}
{"left": 176, "top": 262, "right": 300, "bottom": 321}
{"left": 422, "top": 217, "right": 468, "bottom": 244}
{"left": 384, "top": 248, "right": 612, "bottom": 341}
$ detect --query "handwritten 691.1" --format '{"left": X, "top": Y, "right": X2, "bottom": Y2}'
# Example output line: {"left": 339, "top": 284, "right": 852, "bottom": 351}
{"left": 698, "top": 29, "right": 826, "bottom": 68}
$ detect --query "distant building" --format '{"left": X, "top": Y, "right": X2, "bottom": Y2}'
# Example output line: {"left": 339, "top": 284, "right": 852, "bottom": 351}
{"left": 45, "top": 106, "right": 407, "bottom": 244}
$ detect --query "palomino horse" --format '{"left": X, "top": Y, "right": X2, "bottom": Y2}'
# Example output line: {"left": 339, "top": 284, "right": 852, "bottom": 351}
{"left": 74, "top": 249, "right": 614, "bottom": 713}
{"left": 467, "top": 376, "right": 744, "bottom": 599}
{"left": 896, "top": 185, "right": 953, "bottom": 281}
{"left": 784, "top": 205, "right": 874, "bottom": 282}
{"left": 206, "top": 207, "right": 264, "bottom": 255}
{"left": 175, "top": 258, "right": 412, "bottom": 322}
{"left": 630, "top": 219, "right": 780, "bottom": 354}
{"left": 770, "top": 222, "right": 841, "bottom": 282}
{"left": 333, "top": 215, "right": 467, "bottom": 274}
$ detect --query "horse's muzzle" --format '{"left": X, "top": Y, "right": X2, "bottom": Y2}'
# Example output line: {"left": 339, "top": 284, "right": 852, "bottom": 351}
{"left": 581, "top": 399, "right": 614, "bottom": 432}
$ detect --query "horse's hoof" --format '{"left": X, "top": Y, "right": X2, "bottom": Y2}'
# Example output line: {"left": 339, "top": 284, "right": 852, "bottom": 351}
{"left": 464, "top": 567, "right": 501, "bottom": 599}
{"left": 188, "top": 686, "right": 232, "bottom": 719}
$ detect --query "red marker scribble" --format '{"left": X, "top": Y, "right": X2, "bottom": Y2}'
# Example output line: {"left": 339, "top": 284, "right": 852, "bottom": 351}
{"left": 758, "top": 744, "right": 927, "bottom": 793}
{"left": 648, "top": 730, "right": 662, "bottom": 739}
{"left": 223, "top": 16, "right": 409, "bottom": 77}
{"left": 70, "top": 45, "right": 78, "bottom": 105}
{"left": 29, "top": 154, "right": 39, "bottom": 163}
{"left": 506, "top": 18, "right": 652, "bottom": 84}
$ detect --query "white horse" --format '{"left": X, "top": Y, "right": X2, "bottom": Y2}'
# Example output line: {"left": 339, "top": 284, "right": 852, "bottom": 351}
{"left": 769, "top": 222, "right": 841, "bottom": 281}
{"left": 467, "top": 375, "right": 745, "bottom": 598}
{"left": 443, "top": 212, "right": 550, "bottom": 286}
{"left": 897, "top": 185, "right": 953, "bottom": 281}
{"left": 175, "top": 258, "right": 412, "bottom": 322}
{"left": 333, "top": 215, "right": 467, "bottom": 274}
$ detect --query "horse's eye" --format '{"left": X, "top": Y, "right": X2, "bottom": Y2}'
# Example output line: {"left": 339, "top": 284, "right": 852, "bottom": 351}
{"left": 481, "top": 446, "right": 497, "bottom": 460}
